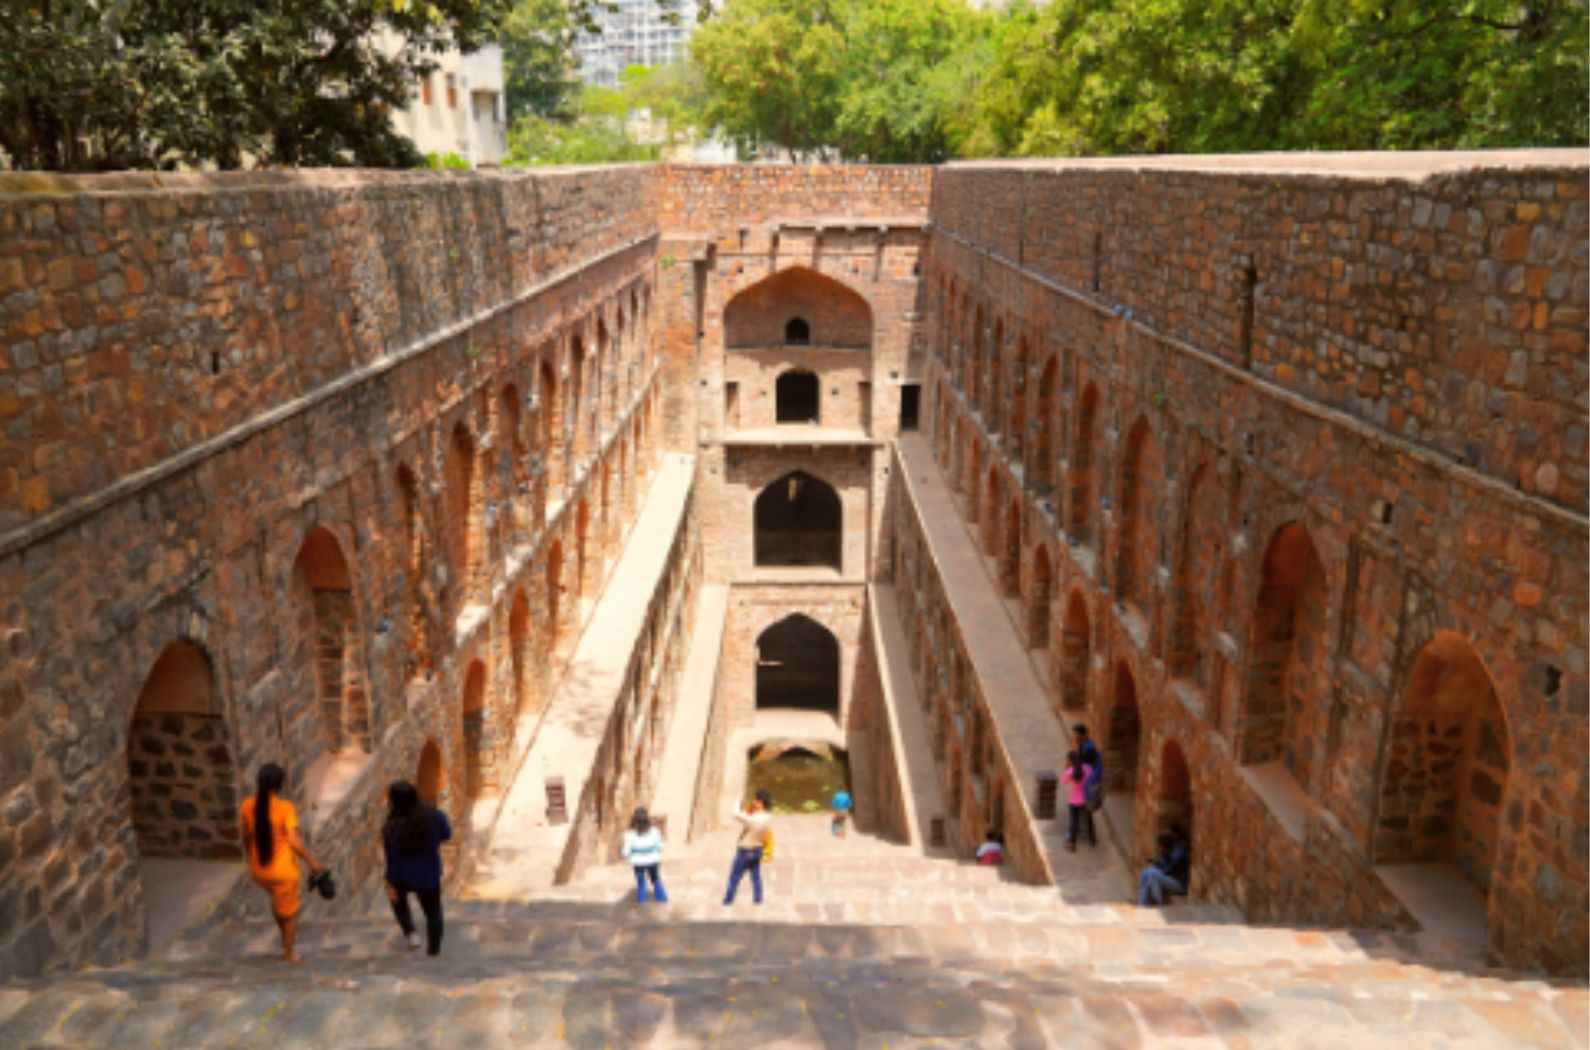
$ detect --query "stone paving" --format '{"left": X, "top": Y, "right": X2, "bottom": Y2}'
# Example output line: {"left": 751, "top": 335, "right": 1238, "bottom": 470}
{"left": 0, "top": 816, "right": 1584, "bottom": 1047}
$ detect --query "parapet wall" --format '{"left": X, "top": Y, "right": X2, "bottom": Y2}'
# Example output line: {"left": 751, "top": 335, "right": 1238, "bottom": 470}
{"left": 0, "top": 167, "right": 659, "bottom": 539}
{"left": 656, "top": 164, "right": 931, "bottom": 232}
{"left": 934, "top": 152, "right": 1588, "bottom": 515}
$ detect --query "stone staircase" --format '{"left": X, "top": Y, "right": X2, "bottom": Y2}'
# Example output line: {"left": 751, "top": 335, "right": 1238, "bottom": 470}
{"left": 1, "top": 815, "right": 1583, "bottom": 1047}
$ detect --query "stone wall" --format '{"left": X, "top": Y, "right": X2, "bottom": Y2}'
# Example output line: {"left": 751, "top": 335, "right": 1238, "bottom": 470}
{"left": 126, "top": 713, "right": 238, "bottom": 860}
{"left": 0, "top": 167, "right": 665, "bottom": 978}
{"left": 656, "top": 165, "right": 930, "bottom": 232}
{"left": 922, "top": 153, "right": 1588, "bottom": 975}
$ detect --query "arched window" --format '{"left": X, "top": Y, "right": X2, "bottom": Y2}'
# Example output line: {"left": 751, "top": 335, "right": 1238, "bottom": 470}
{"left": 785, "top": 317, "right": 811, "bottom": 344}
{"left": 292, "top": 526, "right": 370, "bottom": 753}
{"left": 756, "top": 614, "right": 840, "bottom": 714}
{"left": 754, "top": 470, "right": 841, "bottom": 570}
{"left": 776, "top": 369, "right": 820, "bottom": 423}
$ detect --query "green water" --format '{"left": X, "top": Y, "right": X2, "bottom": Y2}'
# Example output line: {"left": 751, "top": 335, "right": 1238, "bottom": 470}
{"left": 745, "top": 748, "right": 852, "bottom": 814}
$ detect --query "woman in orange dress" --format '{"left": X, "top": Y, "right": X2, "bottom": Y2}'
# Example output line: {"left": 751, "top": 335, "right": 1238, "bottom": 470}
{"left": 239, "top": 763, "right": 324, "bottom": 963}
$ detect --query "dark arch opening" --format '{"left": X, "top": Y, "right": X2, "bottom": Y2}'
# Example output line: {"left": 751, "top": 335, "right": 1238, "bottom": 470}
{"left": 776, "top": 369, "right": 820, "bottom": 424}
{"left": 756, "top": 614, "right": 840, "bottom": 714}
{"left": 417, "top": 739, "right": 444, "bottom": 806}
{"left": 785, "top": 317, "right": 811, "bottom": 345}
{"left": 754, "top": 471, "right": 841, "bottom": 570}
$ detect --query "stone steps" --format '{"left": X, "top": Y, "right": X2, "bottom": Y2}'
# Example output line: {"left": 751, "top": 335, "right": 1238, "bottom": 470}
{"left": 1, "top": 917, "right": 1577, "bottom": 1049}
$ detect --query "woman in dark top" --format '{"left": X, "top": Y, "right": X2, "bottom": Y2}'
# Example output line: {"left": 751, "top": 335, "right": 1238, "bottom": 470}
{"left": 382, "top": 780, "right": 452, "bottom": 955}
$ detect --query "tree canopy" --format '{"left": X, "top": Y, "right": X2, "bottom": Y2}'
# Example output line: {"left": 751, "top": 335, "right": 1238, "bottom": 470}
{"left": 0, "top": 0, "right": 511, "bottom": 171}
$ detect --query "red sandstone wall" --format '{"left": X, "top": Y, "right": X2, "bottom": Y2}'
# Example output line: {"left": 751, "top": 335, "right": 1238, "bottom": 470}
{"left": 0, "top": 168, "right": 659, "bottom": 537}
{"left": 656, "top": 165, "right": 931, "bottom": 232}
{"left": 932, "top": 158, "right": 1589, "bottom": 517}
{"left": 0, "top": 168, "right": 667, "bottom": 978}
{"left": 920, "top": 155, "right": 1589, "bottom": 975}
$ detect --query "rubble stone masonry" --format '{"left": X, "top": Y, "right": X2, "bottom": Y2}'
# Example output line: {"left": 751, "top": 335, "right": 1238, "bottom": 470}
{"left": 0, "top": 152, "right": 1584, "bottom": 980}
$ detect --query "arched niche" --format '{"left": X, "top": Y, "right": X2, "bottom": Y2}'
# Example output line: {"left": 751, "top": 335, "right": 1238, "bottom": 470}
{"left": 292, "top": 525, "right": 370, "bottom": 754}
{"left": 754, "top": 470, "right": 842, "bottom": 570}
{"left": 416, "top": 739, "right": 444, "bottom": 806}
{"left": 775, "top": 369, "right": 821, "bottom": 424}
{"left": 128, "top": 640, "right": 239, "bottom": 861}
{"left": 1375, "top": 633, "right": 1510, "bottom": 899}
{"left": 755, "top": 614, "right": 840, "bottom": 714}
{"left": 1240, "top": 521, "right": 1328, "bottom": 792}
{"left": 724, "top": 267, "right": 873, "bottom": 351}
{"left": 462, "top": 660, "right": 490, "bottom": 798}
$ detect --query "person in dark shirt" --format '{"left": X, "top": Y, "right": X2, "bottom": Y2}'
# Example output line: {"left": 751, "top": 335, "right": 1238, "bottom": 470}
{"left": 1137, "top": 828, "right": 1191, "bottom": 907}
{"left": 382, "top": 780, "right": 453, "bottom": 955}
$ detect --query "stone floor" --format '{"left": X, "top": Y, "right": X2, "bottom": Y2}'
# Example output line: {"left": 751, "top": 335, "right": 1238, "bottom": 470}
{"left": 1, "top": 817, "right": 1584, "bottom": 1048}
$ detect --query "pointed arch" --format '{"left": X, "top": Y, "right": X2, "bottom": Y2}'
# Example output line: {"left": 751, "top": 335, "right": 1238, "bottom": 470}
{"left": 1375, "top": 633, "right": 1510, "bottom": 898}
{"left": 462, "top": 659, "right": 490, "bottom": 798}
{"left": 1060, "top": 590, "right": 1091, "bottom": 712}
{"left": 509, "top": 588, "right": 531, "bottom": 718}
{"left": 1116, "top": 416, "right": 1162, "bottom": 614}
{"left": 445, "top": 421, "right": 480, "bottom": 600}
{"left": 416, "top": 739, "right": 445, "bottom": 806}
{"left": 1070, "top": 383, "right": 1101, "bottom": 546}
{"left": 1034, "top": 356, "right": 1058, "bottom": 490}
{"left": 754, "top": 470, "right": 842, "bottom": 570}
{"left": 128, "top": 640, "right": 238, "bottom": 860}
{"left": 1106, "top": 662, "right": 1141, "bottom": 797}
{"left": 1028, "top": 544, "right": 1053, "bottom": 649}
{"left": 723, "top": 266, "right": 873, "bottom": 350}
{"left": 293, "top": 525, "right": 370, "bottom": 753}
{"left": 1240, "top": 522, "right": 1329, "bottom": 792}
{"left": 756, "top": 614, "right": 840, "bottom": 714}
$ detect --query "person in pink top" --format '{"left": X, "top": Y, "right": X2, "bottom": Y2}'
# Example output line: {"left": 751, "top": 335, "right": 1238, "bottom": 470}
{"left": 1062, "top": 749, "right": 1098, "bottom": 851}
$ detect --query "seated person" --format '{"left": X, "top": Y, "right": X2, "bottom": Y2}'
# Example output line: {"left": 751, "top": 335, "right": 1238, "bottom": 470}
{"left": 1137, "top": 829, "right": 1191, "bottom": 906}
{"left": 975, "top": 828, "right": 1005, "bottom": 866}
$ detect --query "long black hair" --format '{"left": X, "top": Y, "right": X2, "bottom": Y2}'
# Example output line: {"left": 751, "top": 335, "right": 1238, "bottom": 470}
{"left": 384, "top": 781, "right": 434, "bottom": 854}
{"left": 254, "top": 763, "right": 285, "bottom": 866}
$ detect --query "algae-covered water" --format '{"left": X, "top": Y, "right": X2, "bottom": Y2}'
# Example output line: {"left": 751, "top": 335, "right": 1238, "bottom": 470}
{"left": 744, "top": 745, "right": 851, "bottom": 814}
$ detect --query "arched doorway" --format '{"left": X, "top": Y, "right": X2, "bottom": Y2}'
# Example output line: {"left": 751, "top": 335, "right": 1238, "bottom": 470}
{"left": 755, "top": 614, "right": 840, "bottom": 715}
{"left": 1375, "top": 634, "right": 1510, "bottom": 898}
{"left": 1034, "top": 356, "right": 1058, "bottom": 490}
{"left": 754, "top": 471, "right": 842, "bottom": 570}
{"left": 1240, "top": 522, "right": 1328, "bottom": 792}
{"left": 1106, "top": 663, "right": 1141, "bottom": 797}
{"left": 1028, "top": 544, "right": 1053, "bottom": 649}
{"left": 1060, "top": 591, "right": 1090, "bottom": 712}
{"left": 416, "top": 739, "right": 444, "bottom": 806}
{"left": 128, "top": 640, "right": 240, "bottom": 953}
{"left": 1116, "top": 416, "right": 1161, "bottom": 614}
{"left": 462, "top": 660, "right": 489, "bottom": 798}
{"left": 1070, "top": 383, "right": 1100, "bottom": 546}
{"left": 396, "top": 463, "right": 432, "bottom": 680}
{"left": 445, "top": 422, "right": 478, "bottom": 601}
{"left": 775, "top": 369, "right": 820, "bottom": 424}
{"left": 1157, "top": 739, "right": 1192, "bottom": 843}
{"left": 509, "top": 589, "right": 531, "bottom": 718}
{"left": 128, "top": 641, "right": 237, "bottom": 861}
{"left": 546, "top": 539, "right": 563, "bottom": 648}
{"left": 1001, "top": 495, "right": 1021, "bottom": 597}
{"left": 292, "top": 526, "right": 370, "bottom": 754}
{"left": 539, "top": 358, "right": 561, "bottom": 492}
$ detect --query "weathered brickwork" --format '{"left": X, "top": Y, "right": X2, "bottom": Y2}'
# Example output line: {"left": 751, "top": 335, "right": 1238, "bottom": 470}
{"left": 0, "top": 168, "right": 668, "bottom": 978}
{"left": 914, "top": 154, "right": 1588, "bottom": 974}
{"left": 1, "top": 153, "right": 1584, "bottom": 983}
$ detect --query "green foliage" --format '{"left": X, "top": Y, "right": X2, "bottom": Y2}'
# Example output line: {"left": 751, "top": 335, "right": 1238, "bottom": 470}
{"left": 501, "top": 0, "right": 581, "bottom": 120}
{"left": 504, "top": 109, "right": 660, "bottom": 166}
{"left": 966, "top": 0, "right": 1587, "bottom": 156}
{"left": 692, "top": 0, "right": 986, "bottom": 161}
{"left": 425, "top": 151, "right": 474, "bottom": 169}
{"left": 0, "top": 0, "right": 513, "bottom": 171}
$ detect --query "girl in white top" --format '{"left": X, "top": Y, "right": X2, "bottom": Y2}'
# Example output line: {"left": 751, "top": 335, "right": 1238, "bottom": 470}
{"left": 621, "top": 807, "right": 668, "bottom": 903}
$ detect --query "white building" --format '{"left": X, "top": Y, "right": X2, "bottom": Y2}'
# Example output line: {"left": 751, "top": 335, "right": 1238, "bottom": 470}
{"left": 381, "top": 36, "right": 509, "bottom": 167}
{"left": 574, "top": 0, "right": 699, "bottom": 88}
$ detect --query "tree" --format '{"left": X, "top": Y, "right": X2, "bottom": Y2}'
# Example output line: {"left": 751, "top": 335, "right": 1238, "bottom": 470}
{"left": 691, "top": 0, "right": 983, "bottom": 162}
{"left": 0, "top": 0, "right": 511, "bottom": 172}
{"left": 965, "top": 0, "right": 1587, "bottom": 157}
{"left": 691, "top": 0, "right": 845, "bottom": 160}
{"left": 501, "top": 0, "right": 581, "bottom": 121}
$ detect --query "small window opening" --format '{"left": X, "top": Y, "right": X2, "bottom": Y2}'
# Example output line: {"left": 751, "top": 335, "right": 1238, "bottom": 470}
{"left": 776, "top": 370, "right": 820, "bottom": 424}
{"left": 899, "top": 384, "right": 921, "bottom": 431}
{"left": 785, "top": 317, "right": 811, "bottom": 345}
